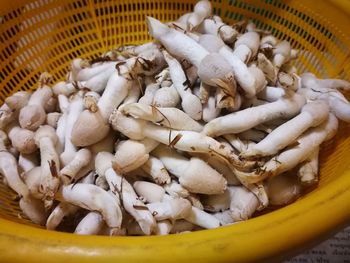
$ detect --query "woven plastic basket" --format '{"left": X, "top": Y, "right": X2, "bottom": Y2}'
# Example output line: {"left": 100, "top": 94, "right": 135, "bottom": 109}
{"left": 0, "top": 0, "right": 350, "bottom": 262}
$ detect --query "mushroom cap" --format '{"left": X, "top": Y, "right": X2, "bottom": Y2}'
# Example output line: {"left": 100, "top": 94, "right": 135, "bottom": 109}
{"left": 133, "top": 181, "right": 166, "bottom": 203}
{"left": 266, "top": 173, "right": 301, "bottom": 206}
{"left": 194, "top": 0, "right": 212, "bottom": 16}
{"left": 235, "top": 32, "right": 260, "bottom": 56}
{"left": 153, "top": 86, "right": 180, "bottom": 108}
{"left": 71, "top": 110, "right": 110, "bottom": 146}
{"left": 273, "top": 40, "right": 291, "bottom": 58}
{"left": 146, "top": 16, "right": 170, "bottom": 41}
{"left": 197, "top": 53, "right": 234, "bottom": 87}
{"left": 198, "top": 34, "right": 225, "bottom": 53}
{"left": 180, "top": 157, "right": 227, "bottom": 195}
{"left": 34, "top": 125, "right": 58, "bottom": 145}
{"left": 5, "top": 91, "right": 30, "bottom": 111}
{"left": 181, "top": 93, "right": 203, "bottom": 121}
{"left": 12, "top": 128, "right": 37, "bottom": 154}
{"left": 113, "top": 140, "right": 149, "bottom": 173}
{"left": 19, "top": 105, "right": 46, "bottom": 131}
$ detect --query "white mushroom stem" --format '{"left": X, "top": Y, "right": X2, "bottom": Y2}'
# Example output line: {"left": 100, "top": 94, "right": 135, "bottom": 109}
{"left": 152, "top": 145, "right": 227, "bottom": 194}
{"left": 110, "top": 110, "right": 240, "bottom": 167}
{"left": 19, "top": 85, "right": 53, "bottom": 130}
{"left": 133, "top": 181, "right": 166, "bottom": 203}
{"left": 46, "top": 112, "right": 62, "bottom": 128}
{"left": 301, "top": 72, "right": 350, "bottom": 91}
{"left": 163, "top": 180, "right": 190, "bottom": 198}
{"left": 57, "top": 183, "right": 122, "bottom": 231}
{"left": 140, "top": 155, "right": 171, "bottom": 185}
{"left": 197, "top": 18, "right": 238, "bottom": 44}
{"left": 212, "top": 210, "right": 235, "bottom": 225}
{"left": 76, "top": 62, "right": 117, "bottom": 81}
{"left": 162, "top": 49, "right": 202, "bottom": 120}
{"left": 19, "top": 196, "right": 46, "bottom": 225}
{"left": 46, "top": 202, "right": 78, "bottom": 230}
{"left": 233, "top": 32, "right": 260, "bottom": 63}
{"left": 273, "top": 40, "right": 291, "bottom": 68}
{"left": 105, "top": 167, "right": 156, "bottom": 235}
{"left": 202, "top": 92, "right": 221, "bottom": 122}
{"left": 297, "top": 147, "right": 319, "bottom": 186}
{"left": 241, "top": 101, "right": 330, "bottom": 158}
{"left": 229, "top": 186, "right": 259, "bottom": 221}
{"left": 81, "top": 65, "right": 116, "bottom": 93}
{"left": 52, "top": 81, "right": 77, "bottom": 96}
{"left": 187, "top": 0, "right": 212, "bottom": 30}
{"left": 112, "top": 138, "right": 159, "bottom": 174}
{"left": 257, "top": 86, "right": 286, "bottom": 102}
{"left": 34, "top": 125, "right": 60, "bottom": 209}
{"left": 5, "top": 91, "right": 30, "bottom": 111}
{"left": 236, "top": 114, "right": 338, "bottom": 184}
{"left": 60, "top": 92, "right": 84, "bottom": 166}
{"left": 155, "top": 220, "right": 173, "bottom": 236}
{"left": 266, "top": 173, "right": 301, "bottom": 206}
{"left": 120, "top": 103, "right": 203, "bottom": 132}
{"left": 185, "top": 206, "right": 221, "bottom": 229}
{"left": 7, "top": 123, "right": 37, "bottom": 154}
{"left": 0, "top": 150, "right": 29, "bottom": 198}
{"left": 75, "top": 212, "right": 104, "bottom": 235}
{"left": 60, "top": 148, "right": 92, "bottom": 184}
{"left": 18, "top": 153, "right": 39, "bottom": 175}
{"left": 138, "top": 83, "right": 160, "bottom": 105}
{"left": 55, "top": 95, "right": 69, "bottom": 154}
{"left": 202, "top": 92, "right": 306, "bottom": 137}
{"left": 147, "top": 197, "right": 192, "bottom": 221}
{"left": 153, "top": 85, "right": 180, "bottom": 108}
{"left": 122, "top": 82, "right": 141, "bottom": 105}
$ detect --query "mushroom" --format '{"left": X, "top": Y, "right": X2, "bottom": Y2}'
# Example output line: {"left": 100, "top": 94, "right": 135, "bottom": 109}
{"left": 34, "top": 125, "right": 60, "bottom": 209}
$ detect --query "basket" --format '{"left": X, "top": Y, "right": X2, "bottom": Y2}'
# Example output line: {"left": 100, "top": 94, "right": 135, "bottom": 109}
{"left": 0, "top": 0, "right": 350, "bottom": 262}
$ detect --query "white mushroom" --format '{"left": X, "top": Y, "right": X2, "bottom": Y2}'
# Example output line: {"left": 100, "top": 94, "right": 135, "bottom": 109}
{"left": 120, "top": 103, "right": 203, "bottom": 132}
{"left": 34, "top": 125, "right": 60, "bottom": 209}
{"left": 57, "top": 183, "right": 122, "bottom": 233}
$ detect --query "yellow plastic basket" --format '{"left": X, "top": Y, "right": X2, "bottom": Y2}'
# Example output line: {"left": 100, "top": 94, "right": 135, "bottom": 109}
{"left": 0, "top": 0, "right": 350, "bottom": 262}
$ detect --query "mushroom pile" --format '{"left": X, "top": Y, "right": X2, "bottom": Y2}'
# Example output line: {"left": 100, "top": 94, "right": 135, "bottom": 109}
{"left": 1, "top": 0, "right": 350, "bottom": 236}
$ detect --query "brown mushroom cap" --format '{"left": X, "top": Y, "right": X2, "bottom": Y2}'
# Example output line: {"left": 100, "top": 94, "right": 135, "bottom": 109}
{"left": 71, "top": 110, "right": 110, "bottom": 147}
{"left": 19, "top": 105, "right": 46, "bottom": 131}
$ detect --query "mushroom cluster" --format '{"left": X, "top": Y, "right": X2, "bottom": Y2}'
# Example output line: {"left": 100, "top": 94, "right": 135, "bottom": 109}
{"left": 1, "top": 0, "right": 350, "bottom": 236}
